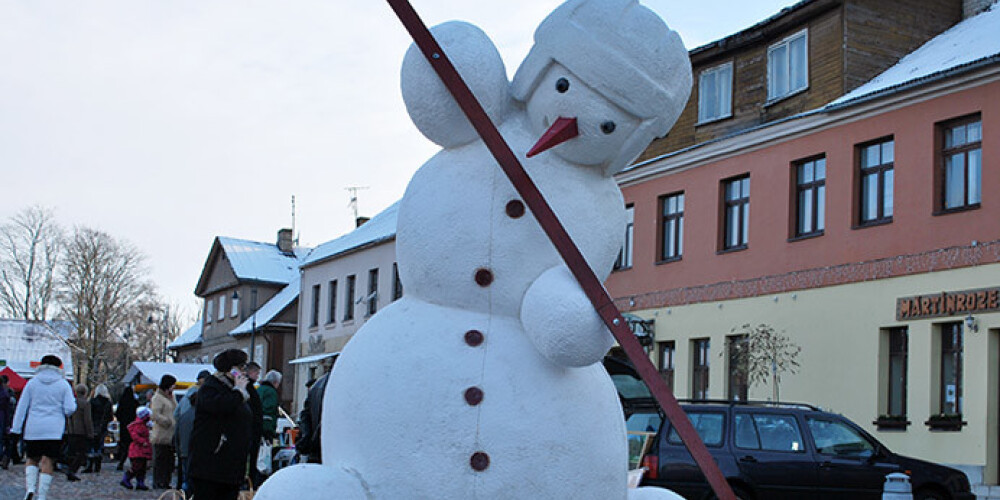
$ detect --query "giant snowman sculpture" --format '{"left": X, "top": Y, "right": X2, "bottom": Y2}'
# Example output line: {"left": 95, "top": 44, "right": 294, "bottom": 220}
{"left": 257, "top": 0, "right": 691, "bottom": 498}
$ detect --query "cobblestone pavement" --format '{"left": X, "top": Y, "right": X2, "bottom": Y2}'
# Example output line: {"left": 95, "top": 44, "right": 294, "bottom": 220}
{"left": 0, "top": 462, "right": 171, "bottom": 500}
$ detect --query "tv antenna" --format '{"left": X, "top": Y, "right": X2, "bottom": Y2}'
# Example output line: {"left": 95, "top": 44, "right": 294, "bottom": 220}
{"left": 291, "top": 195, "right": 299, "bottom": 245}
{"left": 346, "top": 186, "right": 369, "bottom": 221}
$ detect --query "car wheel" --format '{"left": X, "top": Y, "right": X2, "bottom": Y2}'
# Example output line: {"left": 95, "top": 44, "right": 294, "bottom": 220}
{"left": 914, "top": 487, "right": 951, "bottom": 500}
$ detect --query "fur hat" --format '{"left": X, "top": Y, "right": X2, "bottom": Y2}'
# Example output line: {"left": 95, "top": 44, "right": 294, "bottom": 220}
{"left": 136, "top": 406, "right": 151, "bottom": 420}
{"left": 213, "top": 348, "right": 248, "bottom": 372}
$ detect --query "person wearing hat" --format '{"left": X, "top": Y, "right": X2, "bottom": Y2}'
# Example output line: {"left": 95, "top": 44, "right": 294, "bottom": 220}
{"left": 10, "top": 354, "right": 76, "bottom": 500}
{"left": 173, "top": 369, "right": 209, "bottom": 494}
{"left": 121, "top": 406, "right": 153, "bottom": 490}
{"left": 150, "top": 374, "right": 177, "bottom": 489}
{"left": 188, "top": 349, "right": 253, "bottom": 500}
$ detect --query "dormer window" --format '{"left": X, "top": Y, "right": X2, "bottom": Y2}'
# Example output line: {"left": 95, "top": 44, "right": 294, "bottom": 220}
{"left": 698, "top": 62, "right": 733, "bottom": 124}
{"left": 767, "top": 29, "right": 808, "bottom": 101}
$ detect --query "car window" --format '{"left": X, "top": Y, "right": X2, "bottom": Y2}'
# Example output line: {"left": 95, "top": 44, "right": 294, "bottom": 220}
{"left": 667, "top": 412, "right": 725, "bottom": 447}
{"left": 735, "top": 413, "right": 805, "bottom": 452}
{"left": 807, "top": 417, "right": 875, "bottom": 458}
{"left": 627, "top": 412, "right": 662, "bottom": 433}
{"left": 611, "top": 374, "right": 653, "bottom": 399}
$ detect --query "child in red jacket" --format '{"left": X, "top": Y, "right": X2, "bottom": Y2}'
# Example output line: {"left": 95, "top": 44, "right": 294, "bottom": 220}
{"left": 120, "top": 406, "right": 152, "bottom": 490}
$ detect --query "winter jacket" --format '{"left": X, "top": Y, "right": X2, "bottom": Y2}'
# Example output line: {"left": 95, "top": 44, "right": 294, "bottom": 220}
{"left": 89, "top": 395, "right": 112, "bottom": 438}
{"left": 188, "top": 372, "right": 252, "bottom": 485}
{"left": 248, "top": 382, "right": 263, "bottom": 444}
{"left": 149, "top": 389, "right": 177, "bottom": 445}
{"left": 65, "top": 395, "right": 94, "bottom": 438}
{"left": 115, "top": 387, "right": 137, "bottom": 427}
{"left": 295, "top": 372, "right": 328, "bottom": 459}
{"left": 10, "top": 365, "right": 76, "bottom": 440}
{"left": 0, "top": 385, "right": 12, "bottom": 434}
{"left": 173, "top": 386, "right": 198, "bottom": 458}
{"left": 128, "top": 417, "right": 153, "bottom": 460}
{"left": 258, "top": 381, "right": 279, "bottom": 439}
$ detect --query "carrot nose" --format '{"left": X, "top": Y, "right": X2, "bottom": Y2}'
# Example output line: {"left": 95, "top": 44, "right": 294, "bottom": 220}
{"left": 526, "top": 117, "right": 578, "bottom": 157}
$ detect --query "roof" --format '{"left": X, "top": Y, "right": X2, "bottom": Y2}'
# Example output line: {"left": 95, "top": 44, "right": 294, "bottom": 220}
{"left": 302, "top": 201, "right": 399, "bottom": 268}
{"left": 167, "top": 318, "right": 203, "bottom": 349}
{"left": 124, "top": 361, "right": 214, "bottom": 387}
{"left": 229, "top": 275, "right": 301, "bottom": 336}
{"left": 194, "top": 236, "right": 309, "bottom": 296}
{"left": 689, "top": 0, "right": 833, "bottom": 61}
{"left": 0, "top": 319, "right": 75, "bottom": 378}
{"left": 830, "top": 5, "right": 1000, "bottom": 107}
{"left": 289, "top": 351, "right": 340, "bottom": 365}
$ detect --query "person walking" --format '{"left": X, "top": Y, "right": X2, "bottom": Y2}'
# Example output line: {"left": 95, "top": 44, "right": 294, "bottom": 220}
{"left": 0, "top": 375, "right": 13, "bottom": 470}
{"left": 10, "top": 354, "right": 77, "bottom": 500}
{"left": 258, "top": 370, "right": 282, "bottom": 442}
{"left": 296, "top": 366, "right": 330, "bottom": 464}
{"left": 83, "top": 384, "right": 113, "bottom": 474}
{"left": 174, "top": 370, "right": 209, "bottom": 495}
{"left": 114, "top": 385, "right": 137, "bottom": 471}
{"left": 150, "top": 374, "right": 177, "bottom": 489}
{"left": 245, "top": 362, "right": 265, "bottom": 488}
{"left": 121, "top": 406, "right": 152, "bottom": 491}
{"left": 188, "top": 349, "right": 253, "bottom": 500}
{"left": 63, "top": 384, "right": 94, "bottom": 482}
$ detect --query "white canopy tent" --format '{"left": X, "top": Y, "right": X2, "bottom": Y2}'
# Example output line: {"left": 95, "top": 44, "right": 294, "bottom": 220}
{"left": 124, "top": 361, "right": 214, "bottom": 390}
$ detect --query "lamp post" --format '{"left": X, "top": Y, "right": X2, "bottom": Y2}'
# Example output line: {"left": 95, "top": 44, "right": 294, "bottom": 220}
{"left": 623, "top": 313, "right": 655, "bottom": 354}
{"left": 249, "top": 288, "right": 258, "bottom": 365}
{"left": 148, "top": 305, "right": 169, "bottom": 362}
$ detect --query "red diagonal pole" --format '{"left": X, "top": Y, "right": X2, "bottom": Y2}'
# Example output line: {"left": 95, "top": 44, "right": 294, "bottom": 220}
{"left": 385, "top": 2, "right": 735, "bottom": 499}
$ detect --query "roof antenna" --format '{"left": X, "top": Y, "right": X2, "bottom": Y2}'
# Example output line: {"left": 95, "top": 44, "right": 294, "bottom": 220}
{"left": 345, "top": 186, "right": 369, "bottom": 223}
{"left": 291, "top": 195, "right": 299, "bottom": 245}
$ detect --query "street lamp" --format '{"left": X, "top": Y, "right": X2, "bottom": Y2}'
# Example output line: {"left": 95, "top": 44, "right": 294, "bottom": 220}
{"left": 623, "top": 313, "right": 655, "bottom": 354}
{"left": 148, "top": 306, "right": 169, "bottom": 362}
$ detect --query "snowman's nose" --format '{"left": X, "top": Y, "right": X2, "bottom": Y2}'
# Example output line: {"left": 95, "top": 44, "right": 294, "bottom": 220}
{"left": 526, "top": 117, "right": 578, "bottom": 158}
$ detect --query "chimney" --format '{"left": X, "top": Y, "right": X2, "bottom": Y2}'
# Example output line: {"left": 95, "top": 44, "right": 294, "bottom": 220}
{"left": 355, "top": 216, "right": 370, "bottom": 228}
{"left": 277, "top": 228, "right": 294, "bottom": 253}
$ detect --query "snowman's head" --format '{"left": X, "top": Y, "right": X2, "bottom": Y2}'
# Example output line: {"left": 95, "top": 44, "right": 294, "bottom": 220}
{"left": 512, "top": 0, "right": 692, "bottom": 176}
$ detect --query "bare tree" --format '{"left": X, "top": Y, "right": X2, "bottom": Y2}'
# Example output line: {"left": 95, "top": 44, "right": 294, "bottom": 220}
{"left": 59, "top": 226, "right": 157, "bottom": 386}
{"left": 727, "top": 323, "right": 802, "bottom": 402}
{"left": 0, "top": 206, "right": 63, "bottom": 320}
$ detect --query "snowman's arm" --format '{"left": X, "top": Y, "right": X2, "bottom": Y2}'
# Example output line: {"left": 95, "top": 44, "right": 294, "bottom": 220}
{"left": 520, "top": 265, "right": 615, "bottom": 367}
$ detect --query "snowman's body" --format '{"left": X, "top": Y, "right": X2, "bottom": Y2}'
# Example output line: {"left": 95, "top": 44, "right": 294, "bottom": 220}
{"left": 321, "top": 114, "right": 628, "bottom": 498}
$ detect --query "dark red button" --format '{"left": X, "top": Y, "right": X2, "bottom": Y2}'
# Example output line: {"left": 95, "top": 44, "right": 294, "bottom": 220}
{"left": 465, "top": 330, "right": 484, "bottom": 347}
{"left": 470, "top": 451, "right": 490, "bottom": 471}
{"left": 464, "top": 387, "right": 484, "bottom": 406}
{"left": 474, "top": 268, "right": 493, "bottom": 287}
{"left": 505, "top": 200, "right": 525, "bottom": 218}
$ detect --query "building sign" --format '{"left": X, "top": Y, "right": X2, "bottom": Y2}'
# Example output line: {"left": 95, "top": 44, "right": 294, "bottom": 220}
{"left": 897, "top": 287, "right": 1000, "bottom": 320}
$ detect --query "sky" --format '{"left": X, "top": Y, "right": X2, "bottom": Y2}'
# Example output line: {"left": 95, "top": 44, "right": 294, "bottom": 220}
{"left": 0, "top": 0, "right": 797, "bottom": 320}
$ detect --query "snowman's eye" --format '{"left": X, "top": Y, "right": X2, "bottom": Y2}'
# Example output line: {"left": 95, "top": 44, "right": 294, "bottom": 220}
{"left": 555, "top": 77, "right": 570, "bottom": 93}
{"left": 601, "top": 121, "right": 616, "bottom": 134}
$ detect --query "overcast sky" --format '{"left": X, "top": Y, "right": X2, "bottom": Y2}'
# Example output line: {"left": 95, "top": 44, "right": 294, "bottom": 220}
{"left": 0, "top": 0, "right": 796, "bottom": 320}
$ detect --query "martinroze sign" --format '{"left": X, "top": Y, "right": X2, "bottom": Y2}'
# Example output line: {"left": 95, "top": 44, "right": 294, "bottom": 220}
{"left": 896, "top": 286, "right": 1000, "bottom": 321}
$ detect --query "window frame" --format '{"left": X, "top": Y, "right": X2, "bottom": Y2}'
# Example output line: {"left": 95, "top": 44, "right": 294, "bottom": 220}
{"left": 938, "top": 322, "right": 964, "bottom": 416}
{"left": 658, "top": 192, "right": 684, "bottom": 263}
{"left": 766, "top": 29, "right": 809, "bottom": 103}
{"left": 230, "top": 293, "right": 239, "bottom": 318}
{"left": 691, "top": 338, "right": 711, "bottom": 400}
{"left": 697, "top": 61, "right": 734, "bottom": 125}
{"left": 614, "top": 205, "right": 635, "bottom": 271}
{"left": 658, "top": 341, "right": 676, "bottom": 392}
{"left": 886, "top": 327, "right": 908, "bottom": 418}
{"left": 854, "top": 136, "right": 895, "bottom": 227}
{"left": 205, "top": 299, "right": 213, "bottom": 324}
{"left": 218, "top": 295, "right": 225, "bottom": 321}
{"left": 327, "top": 279, "right": 337, "bottom": 325}
{"left": 310, "top": 284, "right": 320, "bottom": 328}
{"left": 367, "top": 268, "right": 379, "bottom": 317}
{"left": 726, "top": 334, "right": 749, "bottom": 402}
{"left": 344, "top": 275, "right": 356, "bottom": 322}
{"left": 791, "top": 155, "right": 826, "bottom": 239}
{"left": 936, "top": 113, "right": 982, "bottom": 214}
{"left": 392, "top": 263, "right": 403, "bottom": 301}
{"left": 720, "top": 175, "right": 750, "bottom": 252}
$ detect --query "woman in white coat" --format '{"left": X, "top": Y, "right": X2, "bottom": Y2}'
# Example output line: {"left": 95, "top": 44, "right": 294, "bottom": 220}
{"left": 10, "top": 354, "right": 77, "bottom": 500}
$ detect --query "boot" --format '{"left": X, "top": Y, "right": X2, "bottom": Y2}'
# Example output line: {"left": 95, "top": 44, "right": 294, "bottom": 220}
{"left": 93, "top": 456, "right": 102, "bottom": 473}
{"left": 120, "top": 471, "right": 134, "bottom": 489}
{"left": 136, "top": 477, "right": 149, "bottom": 491}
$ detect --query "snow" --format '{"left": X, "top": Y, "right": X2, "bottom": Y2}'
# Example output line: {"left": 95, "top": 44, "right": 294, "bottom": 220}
{"left": 0, "top": 319, "right": 75, "bottom": 378}
{"left": 167, "top": 318, "right": 203, "bottom": 349}
{"left": 218, "top": 236, "right": 308, "bottom": 285}
{"left": 301, "top": 202, "right": 399, "bottom": 268}
{"left": 229, "top": 275, "right": 300, "bottom": 336}
{"left": 831, "top": 5, "right": 1000, "bottom": 106}
{"left": 124, "top": 361, "right": 214, "bottom": 387}
{"left": 288, "top": 351, "right": 340, "bottom": 365}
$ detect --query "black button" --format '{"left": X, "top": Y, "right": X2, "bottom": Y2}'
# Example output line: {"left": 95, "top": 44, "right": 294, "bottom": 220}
{"left": 464, "top": 387, "right": 484, "bottom": 406}
{"left": 464, "top": 330, "right": 484, "bottom": 347}
{"left": 505, "top": 200, "right": 525, "bottom": 218}
{"left": 470, "top": 451, "right": 490, "bottom": 471}
{"left": 474, "top": 268, "right": 493, "bottom": 287}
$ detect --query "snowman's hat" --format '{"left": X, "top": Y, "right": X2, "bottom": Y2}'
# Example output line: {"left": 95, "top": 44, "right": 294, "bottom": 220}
{"left": 512, "top": 0, "right": 692, "bottom": 175}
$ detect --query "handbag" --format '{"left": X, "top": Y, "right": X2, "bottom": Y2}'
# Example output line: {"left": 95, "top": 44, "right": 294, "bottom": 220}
{"left": 256, "top": 438, "right": 272, "bottom": 475}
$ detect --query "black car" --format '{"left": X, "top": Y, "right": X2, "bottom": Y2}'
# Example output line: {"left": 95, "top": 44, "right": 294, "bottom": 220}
{"left": 604, "top": 357, "right": 974, "bottom": 500}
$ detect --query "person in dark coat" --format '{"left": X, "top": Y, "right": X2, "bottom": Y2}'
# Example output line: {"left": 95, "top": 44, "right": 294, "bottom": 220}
{"left": 295, "top": 371, "right": 329, "bottom": 464}
{"left": 188, "top": 349, "right": 253, "bottom": 500}
{"left": 64, "top": 384, "right": 94, "bottom": 481}
{"left": 245, "top": 362, "right": 265, "bottom": 487}
{"left": 83, "top": 384, "right": 113, "bottom": 473}
{"left": 0, "top": 375, "right": 13, "bottom": 470}
{"left": 115, "top": 385, "right": 138, "bottom": 470}
{"left": 174, "top": 369, "right": 209, "bottom": 494}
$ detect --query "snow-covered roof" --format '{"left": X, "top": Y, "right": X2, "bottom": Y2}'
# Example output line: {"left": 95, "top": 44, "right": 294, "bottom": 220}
{"left": 831, "top": 5, "right": 1000, "bottom": 107}
{"left": 0, "top": 319, "right": 75, "bottom": 378}
{"left": 124, "top": 361, "right": 213, "bottom": 387}
{"left": 302, "top": 202, "right": 399, "bottom": 268}
{"left": 217, "top": 237, "right": 308, "bottom": 285}
{"left": 229, "top": 275, "right": 301, "bottom": 336}
{"left": 289, "top": 351, "right": 340, "bottom": 365}
{"left": 168, "top": 318, "right": 203, "bottom": 350}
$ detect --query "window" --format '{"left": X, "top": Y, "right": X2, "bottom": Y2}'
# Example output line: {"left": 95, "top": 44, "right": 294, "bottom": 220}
{"left": 206, "top": 299, "right": 213, "bottom": 324}
{"left": 392, "top": 263, "right": 403, "bottom": 301}
{"left": 344, "top": 275, "right": 356, "bottom": 321}
{"left": 614, "top": 205, "right": 634, "bottom": 270}
{"left": 722, "top": 176, "right": 750, "bottom": 250}
{"left": 667, "top": 412, "right": 725, "bottom": 447}
{"left": 807, "top": 417, "right": 875, "bottom": 458}
{"left": 327, "top": 280, "right": 337, "bottom": 324}
{"left": 367, "top": 268, "right": 379, "bottom": 316}
{"left": 767, "top": 30, "right": 808, "bottom": 101}
{"left": 218, "top": 296, "right": 225, "bottom": 321}
{"left": 660, "top": 192, "right": 684, "bottom": 262}
{"left": 658, "top": 341, "right": 675, "bottom": 391}
{"left": 885, "top": 328, "right": 908, "bottom": 417}
{"left": 692, "top": 338, "right": 710, "bottom": 400}
{"left": 940, "top": 115, "right": 982, "bottom": 211}
{"left": 310, "top": 284, "right": 320, "bottom": 327}
{"left": 698, "top": 62, "right": 733, "bottom": 123}
{"left": 727, "top": 335, "right": 748, "bottom": 402}
{"left": 735, "top": 414, "right": 805, "bottom": 452}
{"left": 231, "top": 293, "right": 239, "bottom": 318}
{"left": 939, "top": 322, "right": 963, "bottom": 415}
{"left": 794, "top": 156, "right": 826, "bottom": 237}
{"left": 857, "top": 137, "right": 894, "bottom": 224}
